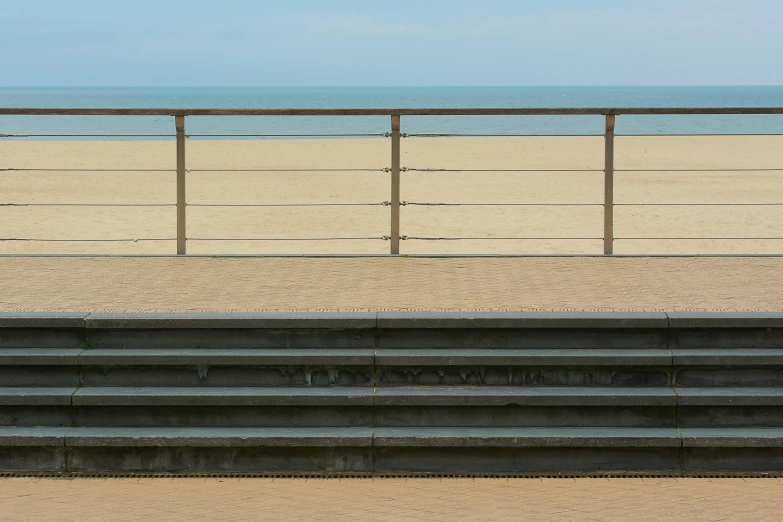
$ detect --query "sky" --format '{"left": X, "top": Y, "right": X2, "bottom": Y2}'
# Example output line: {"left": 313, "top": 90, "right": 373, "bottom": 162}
{"left": 1, "top": 0, "right": 782, "bottom": 86}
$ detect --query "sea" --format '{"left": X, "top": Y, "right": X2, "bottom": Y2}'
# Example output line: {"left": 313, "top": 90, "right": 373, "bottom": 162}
{"left": 1, "top": 86, "right": 782, "bottom": 139}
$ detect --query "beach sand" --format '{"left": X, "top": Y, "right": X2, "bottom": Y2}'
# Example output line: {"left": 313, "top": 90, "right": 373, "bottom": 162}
{"left": 1, "top": 136, "right": 782, "bottom": 254}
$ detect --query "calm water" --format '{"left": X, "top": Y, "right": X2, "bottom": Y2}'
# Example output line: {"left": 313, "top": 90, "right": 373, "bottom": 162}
{"left": 1, "top": 86, "right": 782, "bottom": 139}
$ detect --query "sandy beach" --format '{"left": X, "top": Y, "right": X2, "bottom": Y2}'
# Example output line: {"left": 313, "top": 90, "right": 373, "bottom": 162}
{"left": 1, "top": 136, "right": 782, "bottom": 254}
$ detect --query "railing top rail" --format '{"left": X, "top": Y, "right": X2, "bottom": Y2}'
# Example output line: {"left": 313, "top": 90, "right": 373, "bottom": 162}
{"left": 1, "top": 107, "right": 783, "bottom": 116}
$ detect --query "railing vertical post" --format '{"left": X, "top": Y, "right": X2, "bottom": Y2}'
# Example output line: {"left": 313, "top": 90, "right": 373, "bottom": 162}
{"left": 175, "top": 115, "right": 186, "bottom": 255}
{"left": 390, "top": 115, "right": 401, "bottom": 254}
{"left": 604, "top": 114, "right": 615, "bottom": 255}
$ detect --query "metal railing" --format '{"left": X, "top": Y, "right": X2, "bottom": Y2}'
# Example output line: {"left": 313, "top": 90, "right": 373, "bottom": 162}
{"left": 2, "top": 107, "right": 783, "bottom": 255}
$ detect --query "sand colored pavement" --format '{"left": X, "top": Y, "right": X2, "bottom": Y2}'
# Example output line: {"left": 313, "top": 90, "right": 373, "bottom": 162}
{"left": 2, "top": 136, "right": 783, "bottom": 255}
{"left": 0, "top": 256, "right": 781, "bottom": 312}
{"left": 2, "top": 476, "right": 783, "bottom": 521}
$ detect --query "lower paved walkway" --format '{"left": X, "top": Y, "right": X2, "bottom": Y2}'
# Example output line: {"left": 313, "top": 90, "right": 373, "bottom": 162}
{"left": 1, "top": 477, "right": 782, "bottom": 521}
{"left": 0, "top": 256, "right": 782, "bottom": 312}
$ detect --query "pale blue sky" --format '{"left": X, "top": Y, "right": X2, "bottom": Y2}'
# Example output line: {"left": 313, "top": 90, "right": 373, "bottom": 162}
{"left": 2, "top": 0, "right": 781, "bottom": 86}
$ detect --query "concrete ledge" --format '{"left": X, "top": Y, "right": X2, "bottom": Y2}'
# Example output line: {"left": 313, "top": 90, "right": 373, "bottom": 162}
{"left": 377, "top": 312, "right": 669, "bottom": 329}
{"left": 85, "top": 313, "right": 378, "bottom": 330}
{"left": 1, "top": 311, "right": 782, "bottom": 332}
{"left": 373, "top": 428, "right": 682, "bottom": 447}
{"left": 0, "top": 388, "right": 74, "bottom": 406}
{"left": 375, "top": 349, "right": 672, "bottom": 366}
{"left": 672, "top": 349, "right": 783, "bottom": 366}
{"left": 72, "top": 387, "right": 374, "bottom": 406}
{"left": 375, "top": 387, "right": 677, "bottom": 406}
{"left": 0, "top": 427, "right": 69, "bottom": 446}
{"left": 668, "top": 313, "right": 783, "bottom": 329}
{"left": 0, "top": 313, "right": 89, "bottom": 328}
{"left": 0, "top": 349, "right": 82, "bottom": 365}
{"left": 676, "top": 388, "right": 783, "bottom": 406}
{"left": 681, "top": 428, "right": 783, "bottom": 447}
{"left": 65, "top": 427, "right": 373, "bottom": 447}
{"left": 79, "top": 349, "right": 375, "bottom": 366}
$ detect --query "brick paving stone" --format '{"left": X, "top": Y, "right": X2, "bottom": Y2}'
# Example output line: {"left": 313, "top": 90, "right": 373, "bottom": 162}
{"left": 2, "top": 478, "right": 783, "bottom": 521}
{"left": 1, "top": 256, "right": 782, "bottom": 312}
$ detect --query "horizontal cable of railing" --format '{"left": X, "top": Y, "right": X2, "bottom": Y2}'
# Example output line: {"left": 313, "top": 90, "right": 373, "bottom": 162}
{"left": 403, "top": 133, "right": 602, "bottom": 138}
{"left": 615, "top": 203, "right": 783, "bottom": 206}
{"left": 400, "top": 236, "right": 601, "bottom": 241}
{"left": 3, "top": 107, "right": 783, "bottom": 115}
{"left": 187, "top": 237, "right": 389, "bottom": 241}
{"left": 0, "top": 203, "right": 174, "bottom": 207}
{"left": 404, "top": 168, "right": 602, "bottom": 173}
{"left": 5, "top": 132, "right": 779, "bottom": 138}
{"left": 0, "top": 134, "right": 174, "bottom": 138}
{"left": 187, "top": 133, "right": 389, "bottom": 138}
{"left": 187, "top": 168, "right": 385, "bottom": 173}
{"left": 187, "top": 203, "right": 387, "bottom": 207}
{"left": 616, "top": 168, "right": 783, "bottom": 172}
{"left": 0, "top": 168, "right": 173, "bottom": 173}
{"left": 0, "top": 238, "right": 175, "bottom": 242}
{"left": 5, "top": 202, "right": 781, "bottom": 208}
{"left": 400, "top": 202, "right": 601, "bottom": 206}
{"left": 616, "top": 237, "right": 783, "bottom": 240}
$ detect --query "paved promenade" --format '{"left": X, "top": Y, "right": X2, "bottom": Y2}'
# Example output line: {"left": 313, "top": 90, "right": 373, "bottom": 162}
{"left": 2, "top": 476, "right": 782, "bottom": 521}
{"left": 0, "top": 256, "right": 781, "bottom": 312}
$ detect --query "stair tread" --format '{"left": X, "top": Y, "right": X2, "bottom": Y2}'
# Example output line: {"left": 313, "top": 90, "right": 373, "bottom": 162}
{"left": 376, "top": 348, "right": 671, "bottom": 365}
{"left": 672, "top": 349, "right": 783, "bottom": 365}
{"left": 6, "top": 426, "right": 783, "bottom": 450}
{"left": 65, "top": 427, "right": 373, "bottom": 447}
{"left": 376, "top": 387, "right": 676, "bottom": 405}
{"left": 0, "top": 387, "right": 74, "bottom": 405}
{"left": 10, "top": 386, "right": 783, "bottom": 407}
{"left": 373, "top": 427, "right": 682, "bottom": 447}
{"left": 72, "top": 387, "right": 373, "bottom": 406}
{"left": 79, "top": 348, "right": 374, "bottom": 365}
{"left": 377, "top": 312, "right": 669, "bottom": 329}
{"left": 0, "top": 427, "right": 69, "bottom": 446}
{"left": 0, "top": 349, "right": 82, "bottom": 365}
{"left": 680, "top": 427, "right": 783, "bottom": 447}
{"left": 677, "top": 387, "right": 783, "bottom": 405}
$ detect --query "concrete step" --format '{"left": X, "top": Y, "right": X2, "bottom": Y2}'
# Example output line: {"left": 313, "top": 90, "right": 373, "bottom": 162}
{"left": 0, "top": 386, "right": 676, "bottom": 428}
{"left": 0, "top": 349, "right": 81, "bottom": 386}
{"left": 9, "top": 387, "right": 783, "bottom": 429}
{"left": 6, "top": 426, "right": 783, "bottom": 472}
{"left": 377, "top": 348, "right": 670, "bottom": 386}
{"left": 373, "top": 427, "right": 681, "bottom": 447}
{"left": 373, "top": 427, "right": 783, "bottom": 473}
{"left": 0, "top": 348, "right": 376, "bottom": 387}
{"left": 672, "top": 349, "right": 783, "bottom": 386}
{"left": 0, "top": 426, "right": 373, "bottom": 472}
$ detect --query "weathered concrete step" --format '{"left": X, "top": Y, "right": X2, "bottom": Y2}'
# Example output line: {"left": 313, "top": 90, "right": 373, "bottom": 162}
{"left": 72, "top": 387, "right": 373, "bottom": 406}
{"left": 0, "top": 426, "right": 372, "bottom": 447}
{"left": 375, "top": 387, "right": 676, "bottom": 406}
{"left": 80, "top": 349, "right": 374, "bottom": 365}
{"left": 7, "top": 348, "right": 783, "bottom": 367}
{"left": 9, "top": 387, "right": 783, "bottom": 407}
{"left": 672, "top": 349, "right": 783, "bottom": 365}
{"left": 6, "top": 427, "right": 783, "bottom": 472}
{"left": 376, "top": 348, "right": 671, "bottom": 365}
{"left": 679, "top": 428, "right": 783, "bottom": 447}
{"left": 66, "top": 427, "right": 372, "bottom": 447}
{"left": 677, "top": 388, "right": 783, "bottom": 405}
{"left": 0, "top": 427, "right": 70, "bottom": 446}
{"left": 0, "top": 349, "right": 82, "bottom": 365}
{"left": 373, "top": 427, "right": 682, "bottom": 447}
{"left": 0, "top": 387, "right": 676, "bottom": 406}
{"left": 0, "top": 388, "right": 73, "bottom": 405}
